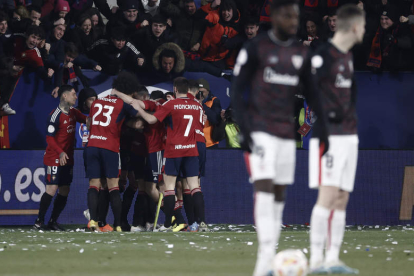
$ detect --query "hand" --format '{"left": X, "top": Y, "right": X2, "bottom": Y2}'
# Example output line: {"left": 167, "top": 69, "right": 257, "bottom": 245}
{"left": 54, "top": 18, "right": 65, "bottom": 26}
{"left": 212, "top": 0, "right": 221, "bottom": 8}
{"left": 47, "top": 68, "right": 54, "bottom": 77}
{"left": 238, "top": 132, "right": 252, "bottom": 153}
{"left": 303, "top": 41, "right": 311, "bottom": 47}
{"left": 111, "top": 6, "right": 119, "bottom": 14}
{"left": 38, "top": 39, "right": 45, "bottom": 48}
{"left": 65, "top": 62, "right": 74, "bottom": 68}
{"left": 381, "top": 0, "right": 387, "bottom": 5}
{"left": 137, "top": 58, "right": 144, "bottom": 66}
{"left": 191, "top": 43, "right": 200, "bottom": 52}
{"left": 111, "top": 88, "right": 119, "bottom": 95}
{"left": 166, "top": 94, "right": 174, "bottom": 101}
{"left": 167, "top": 18, "right": 172, "bottom": 27}
{"left": 59, "top": 152, "right": 69, "bottom": 166}
{"left": 141, "top": 20, "right": 149, "bottom": 27}
{"left": 12, "top": 65, "right": 23, "bottom": 72}
{"left": 51, "top": 87, "right": 59, "bottom": 98}
{"left": 400, "top": 16, "right": 409, "bottom": 23}
{"left": 45, "top": 43, "right": 51, "bottom": 52}
{"left": 93, "top": 65, "right": 102, "bottom": 71}
{"left": 357, "top": 1, "right": 364, "bottom": 10}
{"left": 34, "top": 19, "right": 41, "bottom": 26}
{"left": 220, "top": 110, "right": 226, "bottom": 121}
{"left": 322, "top": 15, "right": 328, "bottom": 22}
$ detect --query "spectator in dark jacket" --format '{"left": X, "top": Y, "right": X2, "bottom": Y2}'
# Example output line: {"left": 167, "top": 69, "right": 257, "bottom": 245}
{"left": 88, "top": 27, "right": 145, "bottom": 75}
{"left": 40, "top": 0, "right": 70, "bottom": 35}
{"left": 86, "top": 7, "right": 105, "bottom": 38}
{"left": 299, "top": 16, "right": 320, "bottom": 47}
{"left": 9, "top": 6, "right": 33, "bottom": 33}
{"left": 173, "top": 0, "right": 207, "bottom": 52}
{"left": 44, "top": 23, "right": 66, "bottom": 73}
{"left": 0, "top": 11, "right": 12, "bottom": 57}
{"left": 132, "top": 14, "right": 178, "bottom": 69}
{"left": 224, "top": 16, "right": 259, "bottom": 51}
{"left": 141, "top": 42, "right": 185, "bottom": 85}
{"left": 367, "top": 5, "right": 413, "bottom": 71}
{"left": 106, "top": 0, "right": 151, "bottom": 40}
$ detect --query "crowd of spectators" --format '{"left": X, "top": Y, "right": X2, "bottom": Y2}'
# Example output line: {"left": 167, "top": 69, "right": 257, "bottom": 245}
{"left": 0, "top": 0, "right": 414, "bottom": 116}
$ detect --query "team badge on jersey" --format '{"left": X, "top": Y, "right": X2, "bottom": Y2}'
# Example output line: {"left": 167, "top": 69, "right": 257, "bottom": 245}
{"left": 291, "top": 55, "right": 303, "bottom": 70}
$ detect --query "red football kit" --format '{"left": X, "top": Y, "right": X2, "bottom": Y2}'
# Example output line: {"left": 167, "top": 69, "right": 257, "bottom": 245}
{"left": 153, "top": 97, "right": 203, "bottom": 158}
{"left": 87, "top": 95, "right": 138, "bottom": 152}
{"left": 143, "top": 99, "right": 166, "bottom": 153}
{"left": 44, "top": 107, "right": 87, "bottom": 166}
{"left": 187, "top": 93, "right": 206, "bottom": 144}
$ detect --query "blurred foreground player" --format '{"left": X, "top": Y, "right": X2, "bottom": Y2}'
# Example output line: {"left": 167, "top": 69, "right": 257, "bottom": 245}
{"left": 86, "top": 72, "right": 140, "bottom": 232}
{"left": 308, "top": 5, "right": 365, "bottom": 274}
{"left": 230, "top": 0, "right": 328, "bottom": 275}
{"left": 34, "top": 85, "right": 87, "bottom": 230}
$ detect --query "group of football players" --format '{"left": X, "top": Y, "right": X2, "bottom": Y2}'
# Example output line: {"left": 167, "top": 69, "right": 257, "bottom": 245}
{"left": 35, "top": 72, "right": 209, "bottom": 233}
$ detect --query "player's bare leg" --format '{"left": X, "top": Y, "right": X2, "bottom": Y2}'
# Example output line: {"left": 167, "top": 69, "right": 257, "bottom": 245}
{"left": 253, "top": 180, "right": 286, "bottom": 276}
{"left": 186, "top": 176, "right": 206, "bottom": 232}
{"left": 106, "top": 177, "right": 122, "bottom": 232}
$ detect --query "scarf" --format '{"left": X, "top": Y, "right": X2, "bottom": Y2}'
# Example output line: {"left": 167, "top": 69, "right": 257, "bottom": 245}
{"left": 260, "top": 0, "right": 272, "bottom": 23}
{"left": 141, "top": 0, "right": 160, "bottom": 17}
{"left": 304, "top": 0, "right": 319, "bottom": 8}
{"left": 64, "top": 66, "right": 77, "bottom": 83}
{"left": 367, "top": 25, "right": 399, "bottom": 68}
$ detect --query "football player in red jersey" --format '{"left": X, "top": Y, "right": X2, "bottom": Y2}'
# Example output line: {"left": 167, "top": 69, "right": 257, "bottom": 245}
{"left": 34, "top": 85, "right": 87, "bottom": 231}
{"left": 113, "top": 77, "right": 207, "bottom": 232}
{"left": 86, "top": 72, "right": 140, "bottom": 232}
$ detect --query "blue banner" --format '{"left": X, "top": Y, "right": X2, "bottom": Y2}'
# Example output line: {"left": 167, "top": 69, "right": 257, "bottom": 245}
{"left": 1, "top": 149, "right": 414, "bottom": 226}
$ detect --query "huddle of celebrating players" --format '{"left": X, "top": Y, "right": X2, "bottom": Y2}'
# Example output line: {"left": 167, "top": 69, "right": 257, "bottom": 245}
{"left": 35, "top": 72, "right": 209, "bottom": 233}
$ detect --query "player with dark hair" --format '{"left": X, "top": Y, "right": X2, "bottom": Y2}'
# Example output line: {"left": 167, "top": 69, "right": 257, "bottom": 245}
{"left": 86, "top": 71, "right": 140, "bottom": 232}
{"left": 308, "top": 5, "right": 365, "bottom": 274}
{"left": 34, "top": 85, "right": 87, "bottom": 230}
{"left": 230, "top": 0, "right": 328, "bottom": 275}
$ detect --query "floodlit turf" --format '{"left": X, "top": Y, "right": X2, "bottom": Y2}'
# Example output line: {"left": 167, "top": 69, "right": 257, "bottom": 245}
{"left": 0, "top": 225, "right": 414, "bottom": 276}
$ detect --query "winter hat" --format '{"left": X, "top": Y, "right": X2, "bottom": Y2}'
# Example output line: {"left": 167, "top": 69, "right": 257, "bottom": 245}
{"left": 381, "top": 5, "right": 399, "bottom": 24}
{"left": 54, "top": 0, "right": 70, "bottom": 13}
{"left": 197, "top": 78, "right": 210, "bottom": 91}
{"left": 122, "top": 0, "right": 139, "bottom": 11}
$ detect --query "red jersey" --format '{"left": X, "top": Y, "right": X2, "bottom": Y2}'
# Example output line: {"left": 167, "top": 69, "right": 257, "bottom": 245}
{"left": 143, "top": 99, "right": 166, "bottom": 153}
{"left": 87, "top": 95, "right": 138, "bottom": 152}
{"left": 187, "top": 93, "right": 206, "bottom": 144}
{"left": 13, "top": 35, "right": 44, "bottom": 77}
{"left": 44, "top": 107, "right": 87, "bottom": 166}
{"left": 153, "top": 97, "right": 203, "bottom": 158}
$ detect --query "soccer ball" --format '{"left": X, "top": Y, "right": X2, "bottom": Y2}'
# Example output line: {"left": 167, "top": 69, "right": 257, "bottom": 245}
{"left": 272, "top": 249, "right": 308, "bottom": 276}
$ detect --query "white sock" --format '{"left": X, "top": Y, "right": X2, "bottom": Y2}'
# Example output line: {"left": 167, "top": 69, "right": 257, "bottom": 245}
{"left": 273, "top": 201, "right": 285, "bottom": 253}
{"left": 325, "top": 210, "right": 346, "bottom": 264}
{"left": 253, "top": 192, "right": 276, "bottom": 276}
{"left": 310, "top": 205, "right": 331, "bottom": 268}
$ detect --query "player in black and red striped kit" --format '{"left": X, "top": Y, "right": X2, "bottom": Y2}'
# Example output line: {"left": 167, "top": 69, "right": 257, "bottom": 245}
{"left": 308, "top": 5, "right": 365, "bottom": 274}
{"left": 86, "top": 72, "right": 140, "bottom": 232}
{"left": 34, "top": 85, "right": 87, "bottom": 231}
{"left": 230, "top": 1, "right": 328, "bottom": 275}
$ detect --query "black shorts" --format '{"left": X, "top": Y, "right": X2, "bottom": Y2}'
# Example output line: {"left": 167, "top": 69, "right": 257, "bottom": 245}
{"left": 129, "top": 153, "right": 148, "bottom": 179}
{"left": 45, "top": 165, "right": 73, "bottom": 186}
{"left": 120, "top": 149, "right": 131, "bottom": 171}
{"left": 86, "top": 147, "right": 120, "bottom": 179}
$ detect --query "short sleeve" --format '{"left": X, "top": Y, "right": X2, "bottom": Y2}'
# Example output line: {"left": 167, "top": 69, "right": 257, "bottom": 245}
{"left": 123, "top": 102, "right": 138, "bottom": 117}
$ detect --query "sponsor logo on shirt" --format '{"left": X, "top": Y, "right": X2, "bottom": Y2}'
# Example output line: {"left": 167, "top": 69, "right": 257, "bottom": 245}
{"left": 175, "top": 144, "right": 196, "bottom": 150}
{"left": 64, "top": 120, "right": 68, "bottom": 124}
{"left": 263, "top": 67, "right": 299, "bottom": 86}
{"left": 196, "top": 129, "right": 205, "bottom": 136}
{"left": 90, "top": 134, "right": 108, "bottom": 141}
{"left": 335, "top": 74, "right": 352, "bottom": 88}
{"left": 67, "top": 125, "right": 75, "bottom": 133}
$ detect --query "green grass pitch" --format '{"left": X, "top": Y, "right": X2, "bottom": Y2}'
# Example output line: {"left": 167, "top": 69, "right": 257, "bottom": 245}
{"left": 0, "top": 225, "right": 413, "bottom": 276}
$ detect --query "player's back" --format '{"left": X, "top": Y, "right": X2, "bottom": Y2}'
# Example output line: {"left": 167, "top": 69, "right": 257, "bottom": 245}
{"left": 247, "top": 31, "right": 309, "bottom": 139}
{"left": 311, "top": 42, "right": 357, "bottom": 136}
{"left": 88, "top": 95, "right": 128, "bottom": 152}
{"left": 143, "top": 99, "right": 166, "bottom": 153}
{"left": 162, "top": 97, "right": 203, "bottom": 158}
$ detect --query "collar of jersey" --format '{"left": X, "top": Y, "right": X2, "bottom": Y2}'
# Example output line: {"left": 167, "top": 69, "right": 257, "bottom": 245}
{"left": 267, "top": 30, "right": 293, "bottom": 47}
